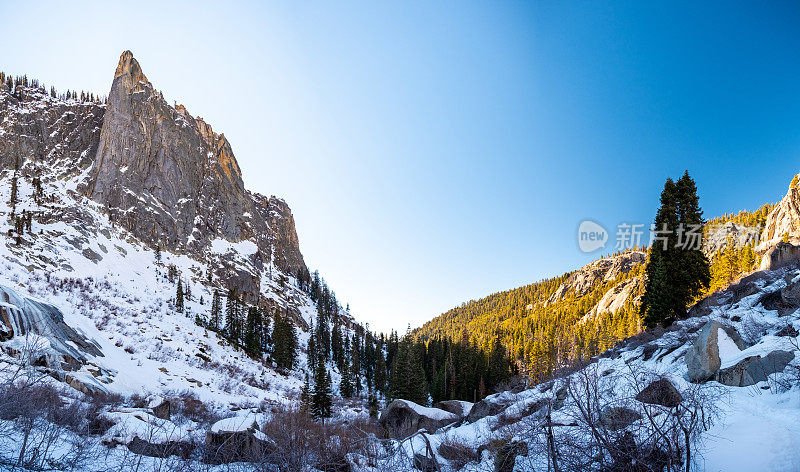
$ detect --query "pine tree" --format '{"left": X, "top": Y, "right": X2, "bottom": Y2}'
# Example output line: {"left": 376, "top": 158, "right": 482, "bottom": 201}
{"left": 641, "top": 171, "right": 710, "bottom": 328}
{"left": 300, "top": 373, "right": 312, "bottom": 412}
{"left": 244, "top": 306, "right": 262, "bottom": 356}
{"left": 272, "top": 309, "right": 298, "bottom": 370}
{"left": 311, "top": 359, "right": 333, "bottom": 422}
{"left": 209, "top": 290, "right": 221, "bottom": 330}
{"left": 374, "top": 350, "right": 387, "bottom": 393}
{"left": 224, "top": 288, "right": 242, "bottom": 343}
{"left": 339, "top": 357, "right": 354, "bottom": 398}
{"left": 176, "top": 279, "right": 184, "bottom": 313}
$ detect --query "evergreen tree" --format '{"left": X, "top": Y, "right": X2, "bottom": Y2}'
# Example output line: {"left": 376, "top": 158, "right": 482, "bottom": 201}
{"left": 300, "top": 373, "right": 312, "bottom": 412}
{"left": 272, "top": 309, "right": 298, "bottom": 370}
{"left": 176, "top": 279, "right": 184, "bottom": 313}
{"left": 311, "top": 358, "right": 333, "bottom": 422}
{"left": 224, "top": 288, "right": 242, "bottom": 343}
{"left": 374, "top": 349, "right": 387, "bottom": 393}
{"left": 641, "top": 172, "right": 710, "bottom": 328}
{"left": 339, "top": 357, "right": 354, "bottom": 398}
{"left": 389, "top": 339, "right": 428, "bottom": 404}
{"left": 244, "top": 306, "right": 262, "bottom": 356}
{"left": 209, "top": 290, "right": 221, "bottom": 330}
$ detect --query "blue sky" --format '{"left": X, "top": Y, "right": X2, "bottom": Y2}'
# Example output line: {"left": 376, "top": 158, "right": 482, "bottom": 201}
{"left": 2, "top": 1, "right": 799, "bottom": 333}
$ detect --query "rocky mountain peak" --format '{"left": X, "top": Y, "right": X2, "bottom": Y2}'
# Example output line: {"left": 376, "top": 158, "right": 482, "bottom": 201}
{"left": 113, "top": 50, "right": 150, "bottom": 92}
{"left": 83, "top": 51, "right": 305, "bottom": 299}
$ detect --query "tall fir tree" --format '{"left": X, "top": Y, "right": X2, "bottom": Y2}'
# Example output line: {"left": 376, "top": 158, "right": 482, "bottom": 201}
{"left": 176, "top": 279, "right": 184, "bottom": 313}
{"left": 244, "top": 306, "right": 262, "bottom": 356}
{"left": 311, "top": 358, "right": 333, "bottom": 422}
{"left": 209, "top": 290, "right": 221, "bottom": 330}
{"left": 640, "top": 171, "right": 710, "bottom": 328}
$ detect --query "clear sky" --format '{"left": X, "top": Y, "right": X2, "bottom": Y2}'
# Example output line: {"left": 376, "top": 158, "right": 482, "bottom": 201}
{"left": 2, "top": 1, "right": 799, "bottom": 334}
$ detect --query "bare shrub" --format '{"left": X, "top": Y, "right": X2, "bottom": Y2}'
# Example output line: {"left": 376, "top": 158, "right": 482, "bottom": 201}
{"left": 519, "top": 363, "right": 720, "bottom": 472}
{"left": 438, "top": 436, "right": 478, "bottom": 470}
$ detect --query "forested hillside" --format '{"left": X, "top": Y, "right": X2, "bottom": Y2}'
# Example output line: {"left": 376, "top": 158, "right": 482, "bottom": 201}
{"left": 414, "top": 203, "right": 777, "bottom": 384}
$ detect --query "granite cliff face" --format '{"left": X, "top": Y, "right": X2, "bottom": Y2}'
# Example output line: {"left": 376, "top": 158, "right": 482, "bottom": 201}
{"left": 1, "top": 51, "right": 306, "bottom": 303}
{"left": 81, "top": 51, "right": 304, "bottom": 298}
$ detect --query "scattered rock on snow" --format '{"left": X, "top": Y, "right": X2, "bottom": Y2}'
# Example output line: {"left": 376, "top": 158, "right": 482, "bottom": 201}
{"left": 413, "top": 453, "right": 439, "bottom": 472}
{"left": 635, "top": 378, "right": 683, "bottom": 408}
{"left": 775, "top": 324, "right": 799, "bottom": 337}
{"left": 147, "top": 396, "right": 171, "bottom": 420}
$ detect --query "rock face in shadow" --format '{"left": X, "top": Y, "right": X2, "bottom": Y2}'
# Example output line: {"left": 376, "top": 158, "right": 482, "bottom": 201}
{"left": 84, "top": 51, "right": 305, "bottom": 299}
{"left": 0, "top": 284, "right": 103, "bottom": 366}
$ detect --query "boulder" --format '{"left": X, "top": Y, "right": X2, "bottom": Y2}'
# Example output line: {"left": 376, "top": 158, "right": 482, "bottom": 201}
{"left": 379, "top": 400, "right": 458, "bottom": 439}
{"left": 600, "top": 406, "right": 642, "bottom": 431}
{"left": 466, "top": 396, "right": 515, "bottom": 423}
{"left": 781, "top": 277, "right": 800, "bottom": 305}
{"left": 685, "top": 321, "right": 746, "bottom": 382}
{"left": 204, "top": 416, "right": 275, "bottom": 464}
{"left": 776, "top": 324, "right": 799, "bottom": 337}
{"left": 433, "top": 400, "right": 473, "bottom": 419}
{"left": 715, "top": 350, "right": 796, "bottom": 387}
{"left": 127, "top": 436, "right": 193, "bottom": 460}
{"left": 148, "top": 396, "right": 171, "bottom": 420}
{"left": 492, "top": 440, "right": 528, "bottom": 472}
{"left": 635, "top": 378, "right": 683, "bottom": 408}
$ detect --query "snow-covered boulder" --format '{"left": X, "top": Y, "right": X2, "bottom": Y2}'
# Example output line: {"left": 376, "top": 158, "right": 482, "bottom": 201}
{"left": 204, "top": 415, "right": 275, "bottom": 464}
{"left": 685, "top": 321, "right": 746, "bottom": 382}
{"left": 101, "top": 409, "right": 194, "bottom": 459}
{"left": 147, "top": 395, "right": 171, "bottom": 420}
{"left": 433, "top": 400, "right": 473, "bottom": 419}
{"left": 379, "top": 400, "right": 458, "bottom": 439}
{"left": 466, "top": 393, "right": 516, "bottom": 423}
{"left": 716, "top": 350, "right": 795, "bottom": 387}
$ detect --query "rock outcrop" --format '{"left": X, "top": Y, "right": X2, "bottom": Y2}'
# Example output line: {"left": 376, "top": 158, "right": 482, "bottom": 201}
{"left": 548, "top": 251, "right": 646, "bottom": 302}
{"left": 0, "top": 284, "right": 103, "bottom": 367}
{"left": 759, "top": 178, "right": 800, "bottom": 249}
{"left": 760, "top": 242, "right": 800, "bottom": 271}
{"left": 84, "top": 51, "right": 305, "bottom": 299}
{"left": 379, "top": 400, "right": 458, "bottom": 439}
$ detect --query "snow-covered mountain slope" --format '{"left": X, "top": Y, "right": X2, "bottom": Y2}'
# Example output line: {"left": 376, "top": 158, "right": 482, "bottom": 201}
{"left": 0, "top": 56, "right": 361, "bottom": 412}
{"left": 366, "top": 266, "right": 800, "bottom": 472}
{"left": 0, "top": 165, "right": 324, "bottom": 406}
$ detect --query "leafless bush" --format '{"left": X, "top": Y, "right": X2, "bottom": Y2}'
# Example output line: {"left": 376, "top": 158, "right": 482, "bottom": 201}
{"left": 519, "top": 363, "right": 720, "bottom": 472}
{"left": 0, "top": 349, "right": 99, "bottom": 470}
{"left": 438, "top": 436, "right": 478, "bottom": 470}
